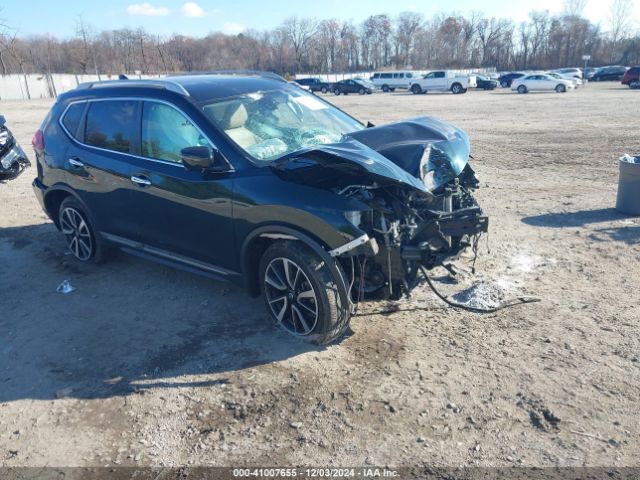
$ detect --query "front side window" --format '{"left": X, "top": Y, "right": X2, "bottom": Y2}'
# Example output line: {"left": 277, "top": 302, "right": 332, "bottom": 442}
{"left": 202, "top": 88, "right": 364, "bottom": 163}
{"left": 142, "top": 102, "right": 212, "bottom": 163}
{"left": 85, "top": 100, "right": 137, "bottom": 153}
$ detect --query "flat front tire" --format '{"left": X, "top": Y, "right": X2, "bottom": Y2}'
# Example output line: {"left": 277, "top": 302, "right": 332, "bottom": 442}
{"left": 58, "top": 197, "right": 107, "bottom": 263}
{"left": 260, "top": 241, "right": 349, "bottom": 345}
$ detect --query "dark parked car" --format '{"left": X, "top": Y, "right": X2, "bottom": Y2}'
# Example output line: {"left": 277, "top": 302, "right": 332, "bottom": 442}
{"left": 590, "top": 66, "right": 628, "bottom": 81}
{"left": 294, "top": 77, "right": 332, "bottom": 93}
{"left": 498, "top": 72, "right": 524, "bottom": 88}
{"left": 31, "top": 73, "right": 487, "bottom": 344}
{"left": 473, "top": 74, "right": 498, "bottom": 90}
{"left": 333, "top": 78, "right": 373, "bottom": 95}
{"left": 621, "top": 66, "right": 640, "bottom": 88}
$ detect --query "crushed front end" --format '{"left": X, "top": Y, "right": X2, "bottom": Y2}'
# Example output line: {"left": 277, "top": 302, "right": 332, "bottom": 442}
{"left": 275, "top": 115, "right": 489, "bottom": 302}
{"left": 333, "top": 164, "right": 488, "bottom": 300}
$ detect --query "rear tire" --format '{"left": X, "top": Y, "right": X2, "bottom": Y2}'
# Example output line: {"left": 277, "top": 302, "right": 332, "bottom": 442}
{"left": 334, "top": 89, "right": 340, "bottom": 95}
{"left": 58, "top": 197, "right": 108, "bottom": 264}
{"left": 358, "top": 88, "right": 365, "bottom": 95}
{"left": 630, "top": 80, "right": 639, "bottom": 89}
{"left": 321, "top": 86, "right": 328, "bottom": 94}
{"left": 260, "top": 241, "right": 349, "bottom": 345}
{"left": 382, "top": 84, "right": 390, "bottom": 92}
{"left": 451, "top": 83, "right": 463, "bottom": 94}
{"left": 501, "top": 80, "right": 509, "bottom": 88}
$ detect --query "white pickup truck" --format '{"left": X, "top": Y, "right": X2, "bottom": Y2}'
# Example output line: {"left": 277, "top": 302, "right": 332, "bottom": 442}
{"left": 409, "top": 71, "right": 477, "bottom": 94}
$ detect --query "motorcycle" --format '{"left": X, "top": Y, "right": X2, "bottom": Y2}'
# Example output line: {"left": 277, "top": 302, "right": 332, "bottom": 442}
{"left": 0, "top": 115, "right": 31, "bottom": 181}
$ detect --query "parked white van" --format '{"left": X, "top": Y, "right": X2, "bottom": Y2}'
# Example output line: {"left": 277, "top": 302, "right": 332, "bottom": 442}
{"left": 370, "top": 71, "right": 417, "bottom": 92}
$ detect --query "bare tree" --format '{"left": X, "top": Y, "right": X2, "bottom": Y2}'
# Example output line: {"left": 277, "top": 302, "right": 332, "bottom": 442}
{"left": 394, "top": 11, "right": 423, "bottom": 67}
{"left": 608, "top": 0, "right": 635, "bottom": 61}
{"left": 563, "top": 0, "right": 587, "bottom": 17}
{"left": 281, "top": 16, "right": 318, "bottom": 72}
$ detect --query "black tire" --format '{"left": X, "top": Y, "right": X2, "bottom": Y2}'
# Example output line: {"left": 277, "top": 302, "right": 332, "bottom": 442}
{"left": 556, "top": 84, "right": 566, "bottom": 93}
{"left": 321, "top": 86, "right": 328, "bottom": 94}
{"left": 410, "top": 84, "right": 422, "bottom": 94}
{"left": 58, "top": 196, "right": 108, "bottom": 263}
{"left": 389, "top": 88, "right": 396, "bottom": 92}
{"left": 630, "top": 80, "right": 639, "bottom": 89}
{"left": 517, "top": 85, "right": 527, "bottom": 94}
{"left": 382, "top": 84, "right": 390, "bottom": 92}
{"left": 259, "top": 241, "right": 349, "bottom": 345}
{"left": 334, "top": 89, "right": 340, "bottom": 95}
{"left": 451, "top": 83, "right": 463, "bottom": 94}
{"left": 358, "top": 88, "right": 365, "bottom": 95}
{"left": 501, "top": 80, "right": 509, "bottom": 88}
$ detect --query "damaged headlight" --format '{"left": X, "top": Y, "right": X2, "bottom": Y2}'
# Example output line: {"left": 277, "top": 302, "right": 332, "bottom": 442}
{"left": 419, "top": 144, "right": 457, "bottom": 191}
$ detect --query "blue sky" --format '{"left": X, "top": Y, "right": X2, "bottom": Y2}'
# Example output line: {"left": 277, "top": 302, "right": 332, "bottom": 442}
{"left": 0, "top": 0, "right": 631, "bottom": 38}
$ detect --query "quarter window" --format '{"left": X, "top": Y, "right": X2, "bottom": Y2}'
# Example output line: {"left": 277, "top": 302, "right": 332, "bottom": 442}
{"left": 85, "top": 100, "right": 137, "bottom": 153}
{"left": 142, "top": 102, "right": 211, "bottom": 163}
{"left": 62, "top": 102, "right": 85, "bottom": 139}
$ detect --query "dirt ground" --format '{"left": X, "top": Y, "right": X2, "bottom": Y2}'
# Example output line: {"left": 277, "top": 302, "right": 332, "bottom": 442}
{"left": 0, "top": 83, "right": 638, "bottom": 472}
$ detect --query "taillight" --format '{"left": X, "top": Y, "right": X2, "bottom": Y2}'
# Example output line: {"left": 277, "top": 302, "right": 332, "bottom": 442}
{"left": 32, "top": 129, "right": 44, "bottom": 151}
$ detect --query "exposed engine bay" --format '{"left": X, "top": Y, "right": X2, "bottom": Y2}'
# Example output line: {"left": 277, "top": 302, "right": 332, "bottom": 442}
{"left": 335, "top": 166, "right": 487, "bottom": 301}
{"left": 274, "top": 115, "right": 489, "bottom": 302}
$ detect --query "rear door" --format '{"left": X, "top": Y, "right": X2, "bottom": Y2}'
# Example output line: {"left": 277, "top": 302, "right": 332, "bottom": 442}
{"left": 126, "top": 100, "right": 236, "bottom": 271}
{"left": 64, "top": 99, "right": 140, "bottom": 239}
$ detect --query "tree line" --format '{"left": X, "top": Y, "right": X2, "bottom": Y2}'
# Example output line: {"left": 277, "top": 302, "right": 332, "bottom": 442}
{"left": 1, "top": 0, "right": 639, "bottom": 77}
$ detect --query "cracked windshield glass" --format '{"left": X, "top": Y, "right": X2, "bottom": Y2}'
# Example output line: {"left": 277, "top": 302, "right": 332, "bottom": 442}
{"left": 202, "top": 89, "right": 364, "bottom": 162}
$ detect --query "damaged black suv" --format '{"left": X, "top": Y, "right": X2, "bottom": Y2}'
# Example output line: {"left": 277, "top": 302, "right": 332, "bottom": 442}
{"left": 32, "top": 73, "right": 488, "bottom": 344}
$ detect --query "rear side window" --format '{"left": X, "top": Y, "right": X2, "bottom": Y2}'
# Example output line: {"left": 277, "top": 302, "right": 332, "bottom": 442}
{"left": 85, "top": 100, "right": 137, "bottom": 153}
{"left": 61, "top": 102, "right": 85, "bottom": 139}
{"left": 434, "top": 72, "right": 445, "bottom": 78}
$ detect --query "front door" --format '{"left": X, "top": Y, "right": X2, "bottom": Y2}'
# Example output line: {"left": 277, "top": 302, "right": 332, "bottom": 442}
{"left": 127, "top": 101, "right": 236, "bottom": 272}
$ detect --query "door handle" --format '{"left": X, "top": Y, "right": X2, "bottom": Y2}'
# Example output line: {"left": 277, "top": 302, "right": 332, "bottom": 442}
{"left": 68, "top": 157, "right": 84, "bottom": 168}
{"left": 130, "top": 175, "right": 152, "bottom": 186}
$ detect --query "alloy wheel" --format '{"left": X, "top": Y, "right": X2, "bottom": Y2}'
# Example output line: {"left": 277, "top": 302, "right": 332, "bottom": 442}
{"left": 264, "top": 257, "right": 319, "bottom": 336}
{"left": 60, "top": 207, "right": 93, "bottom": 261}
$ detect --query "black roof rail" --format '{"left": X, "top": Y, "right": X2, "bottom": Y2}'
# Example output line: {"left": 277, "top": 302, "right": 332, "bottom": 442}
{"left": 170, "top": 70, "right": 288, "bottom": 83}
{"left": 75, "top": 79, "right": 190, "bottom": 96}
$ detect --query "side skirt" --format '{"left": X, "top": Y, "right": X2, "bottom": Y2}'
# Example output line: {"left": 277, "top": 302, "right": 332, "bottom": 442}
{"left": 101, "top": 232, "right": 243, "bottom": 285}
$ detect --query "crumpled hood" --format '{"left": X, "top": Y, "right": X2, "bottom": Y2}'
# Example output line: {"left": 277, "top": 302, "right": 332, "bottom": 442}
{"left": 346, "top": 116, "right": 470, "bottom": 180}
{"left": 274, "top": 116, "right": 470, "bottom": 193}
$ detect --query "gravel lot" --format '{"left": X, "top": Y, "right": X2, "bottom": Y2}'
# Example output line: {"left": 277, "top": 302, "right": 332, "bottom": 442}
{"left": 0, "top": 83, "right": 638, "bottom": 470}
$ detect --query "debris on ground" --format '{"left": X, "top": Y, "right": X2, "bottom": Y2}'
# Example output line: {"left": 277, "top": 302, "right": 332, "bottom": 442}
{"left": 56, "top": 279, "right": 75, "bottom": 294}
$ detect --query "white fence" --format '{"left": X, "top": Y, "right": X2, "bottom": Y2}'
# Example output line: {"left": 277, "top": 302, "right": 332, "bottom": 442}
{"left": 0, "top": 73, "right": 165, "bottom": 100}
{"left": 0, "top": 68, "right": 498, "bottom": 100}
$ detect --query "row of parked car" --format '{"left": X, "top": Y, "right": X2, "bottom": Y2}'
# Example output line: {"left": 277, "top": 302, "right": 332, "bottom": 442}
{"left": 295, "top": 71, "right": 492, "bottom": 96}
{"left": 295, "top": 64, "right": 640, "bottom": 96}
{"left": 499, "top": 65, "right": 640, "bottom": 89}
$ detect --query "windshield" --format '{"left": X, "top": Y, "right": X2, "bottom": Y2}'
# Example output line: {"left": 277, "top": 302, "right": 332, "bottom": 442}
{"left": 201, "top": 88, "right": 364, "bottom": 163}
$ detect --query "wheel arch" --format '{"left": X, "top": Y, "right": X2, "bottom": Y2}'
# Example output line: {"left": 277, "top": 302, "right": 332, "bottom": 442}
{"left": 240, "top": 225, "right": 350, "bottom": 308}
{"left": 43, "top": 184, "right": 88, "bottom": 229}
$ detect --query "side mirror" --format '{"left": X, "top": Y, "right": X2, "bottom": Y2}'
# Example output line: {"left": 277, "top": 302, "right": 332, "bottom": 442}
{"left": 181, "top": 146, "right": 230, "bottom": 172}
